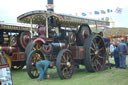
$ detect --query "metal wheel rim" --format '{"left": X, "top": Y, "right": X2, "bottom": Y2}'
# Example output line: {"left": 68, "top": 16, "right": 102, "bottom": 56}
{"left": 59, "top": 50, "right": 74, "bottom": 79}
{"left": 28, "top": 51, "right": 44, "bottom": 78}
{"left": 90, "top": 36, "right": 106, "bottom": 71}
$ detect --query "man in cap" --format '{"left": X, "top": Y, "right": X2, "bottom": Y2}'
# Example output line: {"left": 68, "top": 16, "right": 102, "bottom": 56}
{"left": 118, "top": 39, "right": 127, "bottom": 69}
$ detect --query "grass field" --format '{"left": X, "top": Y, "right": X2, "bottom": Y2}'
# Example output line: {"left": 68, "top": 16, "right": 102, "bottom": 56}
{"left": 12, "top": 57, "right": 128, "bottom": 85}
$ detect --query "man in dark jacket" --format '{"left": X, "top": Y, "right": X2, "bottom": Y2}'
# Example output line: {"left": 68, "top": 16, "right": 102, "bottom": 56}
{"left": 36, "top": 60, "right": 54, "bottom": 81}
{"left": 112, "top": 45, "right": 120, "bottom": 68}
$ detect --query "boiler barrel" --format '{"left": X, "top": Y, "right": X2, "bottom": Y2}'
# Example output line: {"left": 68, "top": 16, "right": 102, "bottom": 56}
{"left": 52, "top": 43, "right": 67, "bottom": 53}
{"left": 0, "top": 46, "right": 18, "bottom": 53}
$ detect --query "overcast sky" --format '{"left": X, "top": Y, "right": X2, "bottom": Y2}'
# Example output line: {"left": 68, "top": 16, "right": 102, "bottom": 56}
{"left": 0, "top": 0, "right": 128, "bottom": 27}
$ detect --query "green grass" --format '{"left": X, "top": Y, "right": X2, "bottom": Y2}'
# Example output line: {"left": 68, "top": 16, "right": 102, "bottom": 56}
{"left": 12, "top": 57, "right": 128, "bottom": 85}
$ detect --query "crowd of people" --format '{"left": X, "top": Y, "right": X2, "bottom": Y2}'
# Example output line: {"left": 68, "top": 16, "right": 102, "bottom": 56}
{"left": 110, "top": 39, "right": 127, "bottom": 69}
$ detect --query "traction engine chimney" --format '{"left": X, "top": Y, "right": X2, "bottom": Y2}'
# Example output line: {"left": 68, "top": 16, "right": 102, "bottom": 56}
{"left": 46, "top": 0, "right": 54, "bottom": 12}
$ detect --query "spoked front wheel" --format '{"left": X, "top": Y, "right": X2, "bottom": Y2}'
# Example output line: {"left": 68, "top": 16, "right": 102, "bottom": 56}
{"left": 26, "top": 50, "right": 44, "bottom": 78}
{"left": 56, "top": 49, "right": 74, "bottom": 80}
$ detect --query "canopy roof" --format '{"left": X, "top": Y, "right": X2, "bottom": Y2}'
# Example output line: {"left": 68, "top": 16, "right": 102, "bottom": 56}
{"left": 17, "top": 10, "right": 110, "bottom": 28}
{"left": 0, "top": 22, "right": 35, "bottom": 31}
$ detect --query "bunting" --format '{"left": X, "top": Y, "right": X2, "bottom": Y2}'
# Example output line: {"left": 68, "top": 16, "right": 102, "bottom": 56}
{"left": 101, "top": 10, "right": 106, "bottom": 14}
{"left": 115, "top": 7, "right": 122, "bottom": 14}
{"left": 81, "top": 12, "right": 86, "bottom": 16}
{"left": 107, "top": 9, "right": 113, "bottom": 13}
{"left": 94, "top": 11, "right": 99, "bottom": 15}
{"left": 88, "top": 12, "right": 92, "bottom": 15}
{"left": 81, "top": 7, "right": 121, "bottom": 16}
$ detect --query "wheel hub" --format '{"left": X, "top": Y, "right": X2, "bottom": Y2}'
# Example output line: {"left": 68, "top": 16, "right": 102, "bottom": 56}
{"left": 67, "top": 62, "right": 71, "bottom": 67}
{"left": 32, "top": 62, "right": 34, "bottom": 65}
{"left": 95, "top": 51, "right": 98, "bottom": 55}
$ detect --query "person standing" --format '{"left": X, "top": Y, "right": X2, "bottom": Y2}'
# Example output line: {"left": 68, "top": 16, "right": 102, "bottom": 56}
{"left": 118, "top": 39, "right": 127, "bottom": 69}
{"left": 36, "top": 60, "right": 54, "bottom": 81}
{"left": 112, "top": 44, "right": 120, "bottom": 68}
{"left": 110, "top": 42, "right": 115, "bottom": 58}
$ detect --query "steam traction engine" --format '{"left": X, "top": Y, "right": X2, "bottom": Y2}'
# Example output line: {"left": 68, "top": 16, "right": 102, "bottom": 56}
{"left": 0, "top": 23, "right": 32, "bottom": 70}
{"left": 17, "top": 10, "right": 109, "bottom": 79}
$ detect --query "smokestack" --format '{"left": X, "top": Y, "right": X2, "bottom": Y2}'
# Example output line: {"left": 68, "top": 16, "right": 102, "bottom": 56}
{"left": 46, "top": 0, "right": 54, "bottom": 12}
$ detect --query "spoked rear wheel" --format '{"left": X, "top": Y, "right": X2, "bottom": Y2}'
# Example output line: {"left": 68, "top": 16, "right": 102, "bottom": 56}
{"left": 84, "top": 33, "right": 106, "bottom": 72}
{"left": 56, "top": 49, "right": 74, "bottom": 80}
{"left": 26, "top": 50, "right": 44, "bottom": 78}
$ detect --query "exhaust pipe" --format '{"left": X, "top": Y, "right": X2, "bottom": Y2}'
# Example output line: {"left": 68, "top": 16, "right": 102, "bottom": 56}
{"left": 46, "top": 0, "right": 54, "bottom": 12}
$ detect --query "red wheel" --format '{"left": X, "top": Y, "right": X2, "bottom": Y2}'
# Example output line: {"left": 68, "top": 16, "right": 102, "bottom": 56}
{"left": 25, "top": 38, "right": 46, "bottom": 57}
{"left": 18, "top": 32, "right": 31, "bottom": 51}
